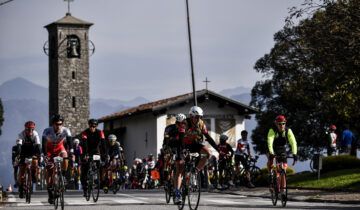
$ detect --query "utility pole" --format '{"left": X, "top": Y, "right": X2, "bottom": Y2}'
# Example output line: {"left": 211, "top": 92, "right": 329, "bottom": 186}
{"left": 185, "top": 0, "right": 197, "bottom": 106}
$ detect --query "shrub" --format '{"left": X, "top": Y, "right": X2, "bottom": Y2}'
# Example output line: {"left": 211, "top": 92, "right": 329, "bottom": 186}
{"left": 321, "top": 155, "right": 360, "bottom": 173}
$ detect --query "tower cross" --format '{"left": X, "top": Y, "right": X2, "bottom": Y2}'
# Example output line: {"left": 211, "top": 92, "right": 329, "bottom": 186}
{"left": 203, "top": 77, "right": 211, "bottom": 90}
{"left": 64, "top": 0, "right": 74, "bottom": 14}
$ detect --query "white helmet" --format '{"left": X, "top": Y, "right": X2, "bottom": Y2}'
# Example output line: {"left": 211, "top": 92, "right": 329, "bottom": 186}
{"left": 73, "top": 138, "right": 80, "bottom": 144}
{"left": 108, "top": 134, "right": 117, "bottom": 141}
{"left": 16, "top": 139, "right": 22, "bottom": 145}
{"left": 175, "top": 113, "right": 186, "bottom": 122}
{"left": 189, "top": 106, "right": 203, "bottom": 117}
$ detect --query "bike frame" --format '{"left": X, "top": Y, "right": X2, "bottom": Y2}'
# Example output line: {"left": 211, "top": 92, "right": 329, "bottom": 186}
{"left": 24, "top": 158, "right": 33, "bottom": 204}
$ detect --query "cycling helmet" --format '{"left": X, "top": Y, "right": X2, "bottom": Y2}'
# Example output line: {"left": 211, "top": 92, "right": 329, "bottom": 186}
{"left": 330, "top": 125, "right": 336, "bottom": 130}
{"left": 108, "top": 134, "right": 117, "bottom": 141}
{"left": 24, "top": 121, "right": 35, "bottom": 129}
{"left": 123, "top": 165, "right": 128, "bottom": 170}
{"left": 88, "top": 118, "right": 98, "bottom": 125}
{"left": 51, "top": 114, "right": 64, "bottom": 124}
{"left": 189, "top": 106, "right": 203, "bottom": 117}
{"left": 16, "top": 139, "right": 22, "bottom": 145}
{"left": 220, "top": 134, "right": 228, "bottom": 142}
{"left": 275, "top": 115, "right": 287, "bottom": 122}
{"left": 73, "top": 138, "right": 80, "bottom": 144}
{"left": 175, "top": 113, "right": 186, "bottom": 122}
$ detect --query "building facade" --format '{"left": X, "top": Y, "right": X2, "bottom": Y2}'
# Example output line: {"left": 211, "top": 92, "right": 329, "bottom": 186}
{"left": 99, "top": 90, "right": 258, "bottom": 163}
{"left": 45, "top": 13, "right": 93, "bottom": 134}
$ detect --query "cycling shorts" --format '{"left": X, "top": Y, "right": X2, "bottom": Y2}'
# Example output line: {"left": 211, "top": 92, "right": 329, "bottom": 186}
{"left": 235, "top": 155, "right": 250, "bottom": 170}
{"left": 47, "top": 144, "right": 66, "bottom": 161}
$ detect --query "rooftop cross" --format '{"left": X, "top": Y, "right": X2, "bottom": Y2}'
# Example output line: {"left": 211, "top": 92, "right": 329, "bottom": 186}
{"left": 64, "top": 0, "right": 74, "bottom": 14}
{"left": 203, "top": 77, "right": 211, "bottom": 90}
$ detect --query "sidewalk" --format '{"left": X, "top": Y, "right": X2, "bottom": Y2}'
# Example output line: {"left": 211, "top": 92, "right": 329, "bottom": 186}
{"left": 211, "top": 187, "right": 360, "bottom": 204}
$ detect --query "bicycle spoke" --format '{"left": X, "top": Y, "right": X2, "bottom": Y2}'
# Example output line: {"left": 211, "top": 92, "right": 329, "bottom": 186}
{"left": 188, "top": 170, "right": 201, "bottom": 210}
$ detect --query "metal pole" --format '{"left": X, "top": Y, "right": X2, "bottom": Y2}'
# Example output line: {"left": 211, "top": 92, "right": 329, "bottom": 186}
{"left": 185, "top": 0, "right": 197, "bottom": 106}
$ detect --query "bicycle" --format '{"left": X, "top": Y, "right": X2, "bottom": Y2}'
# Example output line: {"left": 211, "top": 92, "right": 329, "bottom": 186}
{"left": 233, "top": 155, "right": 261, "bottom": 187}
{"left": 178, "top": 150, "right": 204, "bottom": 210}
{"left": 269, "top": 155, "right": 293, "bottom": 207}
{"left": 164, "top": 156, "right": 176, "bottom": 204}
{"left": 23, "top": 157, "right": 33, "bottom": 204}
{"left": 50, "top": 156, "right": 65, "bottom": 210}
{"left": 86, "top": 154, "right": 101, "bottom": 202}
{"left": 216, "top": 155, "right": 233, "bottom": 190}
{"left": 104, "top": 160, "right": 121, "bottom": 194}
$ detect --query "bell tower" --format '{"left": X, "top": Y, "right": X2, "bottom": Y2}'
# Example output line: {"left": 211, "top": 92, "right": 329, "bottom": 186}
{"left": 44, "top": 11, "right": 94, "bottom": 134}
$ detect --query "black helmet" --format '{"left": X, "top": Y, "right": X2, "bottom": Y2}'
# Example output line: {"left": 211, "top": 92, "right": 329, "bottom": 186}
{"left": 51, "top": 114, "right": 64, "bottom": 124}
{"left": 88, "top": 119, "right": 98, "bottom": 125}
{"left": 220, "top": 134, "right": 228, "bottom": 142}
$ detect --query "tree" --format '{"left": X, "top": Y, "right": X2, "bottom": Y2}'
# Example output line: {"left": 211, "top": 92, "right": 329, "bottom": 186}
{"left": 250, "top": 0, "right": 360, "bottom": 160}
{"left": 0, "top": 98, "right": 3, "bottom": 136}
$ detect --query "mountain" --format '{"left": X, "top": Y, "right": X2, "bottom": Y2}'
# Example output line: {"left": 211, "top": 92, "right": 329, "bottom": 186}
{"left": 91, "top": 97, "right": 149, "bottom": 108}
{"left": 219, "top": 86, "right": 251, "bottom": 98}
{"left": 0, "top": 77, "right": 48, "bottom": 104}
{"left": 230, "top": 93, "right": 251, "bottom": 105}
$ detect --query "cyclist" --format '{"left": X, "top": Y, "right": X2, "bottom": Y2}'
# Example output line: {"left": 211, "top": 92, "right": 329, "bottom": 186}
{"left": 70, "top": 138, "right": 82, "bottom": 184}
{"left": 267, "top": 115, "right": 297, "bottom": 184}
{"left": 17, "top": 121, "right": 41, "bottom": 198}
{"left": 42, "top": 114, "right": 72, "bottom": 204}
{"left": 217, "top": 134, "right": 234, "bottom": 188}
{"left": 174, "top": 106, "right": 220, "bottom": 204}
{"left": 80, "top": 118, "right": 106, "bottom": 197}
{"left": 12, "top": 140, "right": 21, "bottom": 188}
{"left": 230, "top": 130, "right": 255, "bottom": 188}
{"left": 162, "top": 113, "right": 186, "bottom": 184}
{"left": 102, "top": 134, "right": 122, "bottom": 191}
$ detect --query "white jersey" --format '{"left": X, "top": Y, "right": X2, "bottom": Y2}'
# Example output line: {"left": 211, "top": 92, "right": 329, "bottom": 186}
{"left": 17, "top": 130, "right": 41, "bottom": 145}
{"left": 234, "top": 138, "right": 250, "bottom": 156}
{"left": 42, "top": 127, "right": 71, "bottom": 152}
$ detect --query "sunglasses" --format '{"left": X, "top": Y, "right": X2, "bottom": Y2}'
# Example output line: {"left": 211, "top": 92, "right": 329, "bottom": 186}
{"left": 55, "top": 123, "right": 63, "bottom": 126}
{"left": 194, "top": 116, "right": 202, "bottom": 119}
{"left": 90, "top": 125, "right": 97, "bottom": 128}
{"left": 26, "top": 128, "right": 34, "bottom": 131}
{"left": 278, "top": 122, "right": 286, "bottom": 125}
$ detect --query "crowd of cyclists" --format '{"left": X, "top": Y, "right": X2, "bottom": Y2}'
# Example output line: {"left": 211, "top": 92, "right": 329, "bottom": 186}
{"left": 11, "top": 105, "right": 298, "bottom": 207}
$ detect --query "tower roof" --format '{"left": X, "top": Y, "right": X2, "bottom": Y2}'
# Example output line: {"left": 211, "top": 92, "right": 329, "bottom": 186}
{"left": 45, "top": 13, "right": 93, "bottom": 28}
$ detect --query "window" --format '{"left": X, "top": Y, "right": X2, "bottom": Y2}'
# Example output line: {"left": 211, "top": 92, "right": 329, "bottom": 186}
{"left": 72, "top": 71, "right": 76, "bottom": 79}
{"left": 67, "top": 35, "right": 80, "bottom": 58}
{"left": 72, "top": 96, "right": 76, "bottom": 108}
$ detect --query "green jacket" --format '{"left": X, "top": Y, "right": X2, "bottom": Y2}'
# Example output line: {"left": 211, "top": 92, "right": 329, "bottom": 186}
{"left": 267, "top": 127, "right": 297, "bottom": 155}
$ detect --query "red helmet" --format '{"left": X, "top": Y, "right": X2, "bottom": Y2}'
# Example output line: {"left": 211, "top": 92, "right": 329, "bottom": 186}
{"left": 24, "top": 121, "right": 35, "bottom": 128}
{"left": 330, "top": 125, "right": 336, "bottom": 130}
{"left": 275, "top": 115, "right": 287, "bottom": 122}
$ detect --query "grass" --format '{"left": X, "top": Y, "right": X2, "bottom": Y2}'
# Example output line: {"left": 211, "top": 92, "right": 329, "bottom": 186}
{"left": 287, "top": 168, "right": 360, "bottom": 191}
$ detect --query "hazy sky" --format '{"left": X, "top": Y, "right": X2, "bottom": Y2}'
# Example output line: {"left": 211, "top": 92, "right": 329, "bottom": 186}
{"left": 0, "top": 0, "right": 303, "bottom": 101}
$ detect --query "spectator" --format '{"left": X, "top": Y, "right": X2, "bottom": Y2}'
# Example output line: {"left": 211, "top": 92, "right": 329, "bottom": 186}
{"left": 327, "top": 125, "right": 337, "bottom": 156}
{"left": 341, "top": 124, "right": 357, "bottom": 155}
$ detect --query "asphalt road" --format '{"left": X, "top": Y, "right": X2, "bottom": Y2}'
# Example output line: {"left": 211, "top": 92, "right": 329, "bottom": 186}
{"left": 2, "top": 189, "right": 360, "bottom": 210}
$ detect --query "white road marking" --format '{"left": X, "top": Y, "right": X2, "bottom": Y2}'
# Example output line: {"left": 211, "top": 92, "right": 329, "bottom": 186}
{"left": 114, "top": 198, "right": 149, "bottom": 204}
{"left": 206, "top": 199, "right": 246, "bottom": 205}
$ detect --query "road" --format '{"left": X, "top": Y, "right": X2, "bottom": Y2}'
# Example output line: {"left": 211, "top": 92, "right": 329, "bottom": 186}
{"left": 2, "top": 189, "right": 359, "bottom": 210}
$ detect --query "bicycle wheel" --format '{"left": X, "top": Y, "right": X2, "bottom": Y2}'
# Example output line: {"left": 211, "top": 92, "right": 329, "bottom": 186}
{"left": 270, "top": 171, "right": 278, "bottom": 206}
{"left": 165, "top": 179, "right": 172, "bottom": 204}
{"left": 92, "top": 169, "right": 100, "bottom": 202}
{"left": 85, "top": 172, "right": 91, "bottom": 201}
{"left": 58, "top": 172, "right": 65, "bottom": 210}
{"left": 177, "top": 181, "right": 186, "bottom": 210}
{"left": 188, "top": 169, "right": 201, "bottom": 210}
{"left": 280, "top": 171, "right": 287, "bottom": 207}
{"left": 25, "top": 169, "right": 31, "bottom": 203}
{"left": 54, "top": 171, "right": 59, "bottom": 209}
{"left": 250, "top": 166, "right": 261, "bottom": 186}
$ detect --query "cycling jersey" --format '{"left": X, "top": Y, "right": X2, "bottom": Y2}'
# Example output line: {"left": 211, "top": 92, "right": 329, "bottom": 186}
{"left": 234, "top": 138, "right": 250, "bottom": 156}
{"left": 17, "top": 130, "right": 41, "bottom": 159}
{"left": 163, "top": 123, "right": 180, "bottom": 148}
{"left": 42, "top": 127, "right": 72, "bottom": 157}
{"left": 108, "top": 143, "right": 122, "bottom": 160}
{"left": 73, "top": 145, "right": 83, "bottom": 157}
{"left": 81, "top": 128, "right": 106, "bottom": 156}
{"left": 179, "top": 119, "right": 207, "bottom": 145}
{"left": 218, "top": 142, "right": 234, "bottom": 159}
{"left": 267, "top": 127, "right": 297, "bottom": 155}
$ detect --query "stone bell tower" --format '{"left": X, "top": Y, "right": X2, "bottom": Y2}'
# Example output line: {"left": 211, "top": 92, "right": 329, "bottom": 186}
{"left": 44, "top": 11, "right": 94, "bottom": 135}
